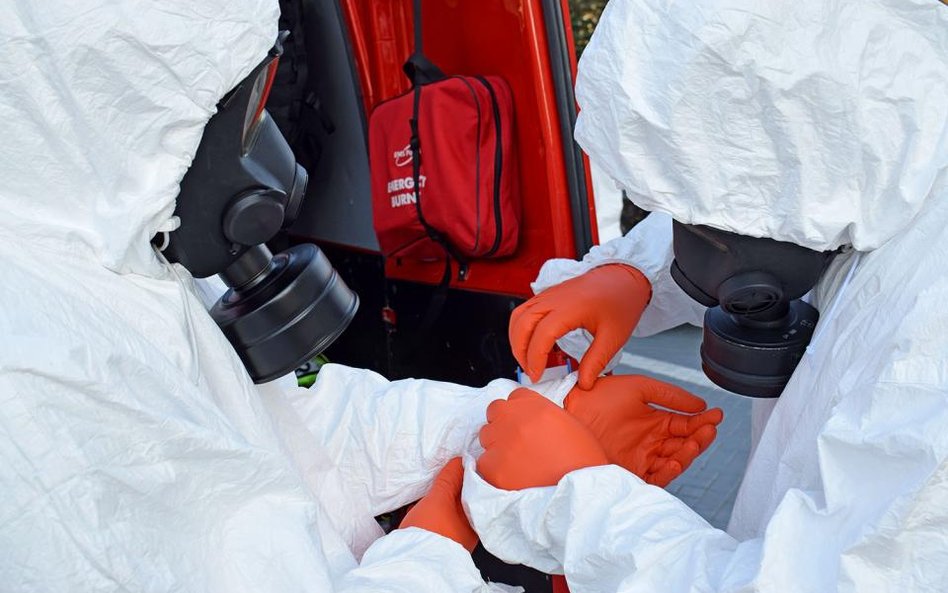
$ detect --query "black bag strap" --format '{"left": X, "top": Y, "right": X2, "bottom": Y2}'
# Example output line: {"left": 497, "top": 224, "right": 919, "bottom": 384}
{"left": 400, "top": 0, "right": 466, "bottom": 344}
{"left": 405, "top": 0, "right": 467, "bottom": 283}
{"left": 403, "top": 0, "right": 446, "bottom": 85}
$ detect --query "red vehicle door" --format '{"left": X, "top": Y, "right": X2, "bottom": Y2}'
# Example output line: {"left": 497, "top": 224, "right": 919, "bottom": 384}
{"left": 270, "top": 3, "right": 596, "bottom": 589}
{"left": 279, "top": 0, "right": 597, "bottom": 393}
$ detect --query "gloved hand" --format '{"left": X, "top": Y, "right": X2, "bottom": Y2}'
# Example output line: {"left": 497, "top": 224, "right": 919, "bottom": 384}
{"left": 564, "top": 375, "right": 723, "bottom": 487}
{"left": 399, "top": 458, "right": 478, "bottom": 551}
{"left": 509, "top": 264, "right": 651, "bottom": 390}
{"left": 478, "top": 388, "right": 609, "bottom": 490}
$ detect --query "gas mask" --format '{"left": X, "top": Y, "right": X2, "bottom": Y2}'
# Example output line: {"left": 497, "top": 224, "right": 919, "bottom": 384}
{"left": 157, "top": 35, "right": 358, "bottom": 383}
{"left": 670, "top": 221, "right": 837, "bottom": 398}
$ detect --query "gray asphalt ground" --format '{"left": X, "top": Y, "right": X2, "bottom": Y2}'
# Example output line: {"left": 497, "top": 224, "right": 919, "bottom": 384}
{"left": 617, "top": 325, "right": 751, "bottom": 529}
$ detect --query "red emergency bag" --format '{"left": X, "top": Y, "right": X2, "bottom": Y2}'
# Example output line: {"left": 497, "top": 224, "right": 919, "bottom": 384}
{"left": 369, "top": 0, "right": 519, "bottom": 279}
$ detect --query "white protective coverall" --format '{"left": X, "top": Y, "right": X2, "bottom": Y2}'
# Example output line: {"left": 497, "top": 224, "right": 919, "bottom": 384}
{"left": 463, "top": 0, "right": 948, "bottom": 591}
{"left": 0, "top": 2, "right": 576, "bottom": 591}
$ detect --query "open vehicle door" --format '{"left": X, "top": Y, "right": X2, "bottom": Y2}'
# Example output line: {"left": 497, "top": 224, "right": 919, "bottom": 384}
{"left": 274, "top": 0, "right": 598, "bottom": 399}
{"left": 270, "top": 4, "right": 598, "bottom": 587}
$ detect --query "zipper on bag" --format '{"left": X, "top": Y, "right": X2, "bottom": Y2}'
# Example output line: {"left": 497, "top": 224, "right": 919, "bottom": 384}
{"left": 474, "top": 76, "right": 504, "bottom": 257}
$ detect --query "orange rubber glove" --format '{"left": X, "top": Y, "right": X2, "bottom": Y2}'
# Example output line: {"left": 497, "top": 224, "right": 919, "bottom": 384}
{"left": 509, "top": 264, "right": 652, "bottom": 390}
{"left": 399, "top": 458, "right": 478, "bottom": 552}
{"left": 477, "top": 388, "right": 609, "bottom": 490}
{"left": 564, "top": 375, "right": 723, "bottom": 487}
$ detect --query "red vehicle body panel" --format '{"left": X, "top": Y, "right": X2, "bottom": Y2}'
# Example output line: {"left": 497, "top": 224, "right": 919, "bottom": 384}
{"left": 339, "top": 0, "right": 597, "bottom": 298}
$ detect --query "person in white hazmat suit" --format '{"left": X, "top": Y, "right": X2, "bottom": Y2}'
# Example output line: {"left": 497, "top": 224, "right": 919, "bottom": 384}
{"left": 0, "top": 1, "right": 498, "bottom": 590}
{"left": 0, "top": 1, "right": 726, "bottom": 591}
{"left": 463, "top": 0, "right": 948, "bottom": 591}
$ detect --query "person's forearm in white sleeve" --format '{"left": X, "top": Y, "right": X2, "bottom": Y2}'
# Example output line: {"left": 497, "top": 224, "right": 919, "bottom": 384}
{"left": 335, "top": 529, "right": 509, "bottom": 593}
{"left": 462, "top": 463, "right": 759, "bottom": 592}
{"left": 462, "top": 436, "right": 948, "bottom": 592}
{"left": 286, "top": 363, "right": 577, "bottom": 516}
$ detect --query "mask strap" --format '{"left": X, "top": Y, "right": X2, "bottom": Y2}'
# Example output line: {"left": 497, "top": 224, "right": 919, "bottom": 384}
{"left": 153, "top": 239, "right": 202, "bottom": 385}
{"left": 154, "top": 216, "right": 181, "bottom": 252}
{"left": 806, "top": 251, "right": 861, "bottom": 356}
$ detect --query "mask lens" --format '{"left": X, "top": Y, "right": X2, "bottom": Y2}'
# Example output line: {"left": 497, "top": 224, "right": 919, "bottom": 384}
{"left": 241, "top": 57, "right": 280, "bottom": 154}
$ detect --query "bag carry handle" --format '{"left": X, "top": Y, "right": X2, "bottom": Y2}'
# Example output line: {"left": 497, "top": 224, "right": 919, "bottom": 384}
{"left": 403, "top": 54, "right": 445, "bottom": 86}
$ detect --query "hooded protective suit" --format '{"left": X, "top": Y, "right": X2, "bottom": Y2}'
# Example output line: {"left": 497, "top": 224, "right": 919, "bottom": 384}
{"left": 462, "top": 0, "right": 948, "bottom": 591}
{"left": 0, "top": 2, "right": 566, "bottom": 590}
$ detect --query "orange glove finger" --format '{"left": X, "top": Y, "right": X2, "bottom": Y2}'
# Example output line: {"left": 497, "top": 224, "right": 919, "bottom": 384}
{"left": 699, "top": 407, "right": 725, "bottom": 426}
{"left": 479, "top": 421, "right": 501, "bottom": 449}
{"left": 642, "top": 458, "right": 667, "bottom": 485}
{"left": 576, "top": 325, "right": 627, "bottom": 390}
{"left": 509, "top": 301, "right": 549, "bottom": 380}
{"left": 668, "top": 439, "right": 702, "bottom": 473}
{"left": 668, "top": 407, "right": 723, "bottom": 437}
{"left": 476, "top": 448, "right": 506, "bottom": 489}
{"left": 508, "top": 299, "right": 531, "bottom": 341}
{"left": 495, "top": 389, "right": 549, "bottom": 427}
{"left": 692, "top": 424, "right": 718, "bottom": 453}
{"left": 652, "top": 437, "right": 699, "bottom": 476}
{"left": 525, "top": 310, "right": 578, "bottom": 385}
{"left": 637, "top": 376, "right": 708, "bottom": 413}
{"left": 647, "top": 437, "right": 699, "bottom": 471}
{"left": 507, "top": 387, "right": 538, "bottom": 402}
{"left": 647, "top": 459, "right": 683, "bottom": 487}
{"left": 658, "top": 437, "right": 692, "bottom": 457}
{"left": 646, "top": 456, "right": 671, "bottom": 476}
{"left": 485, "top": 398, "right": 508, "bottom": 423}
{"left": 651, "top": 427, "right": 715, "bottom": 482}
{"left": 436, "top": 457, "right": 466, "bottom": 493}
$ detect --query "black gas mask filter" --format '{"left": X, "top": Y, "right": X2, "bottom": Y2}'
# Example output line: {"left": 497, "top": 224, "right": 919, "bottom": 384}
{"left": 670, "top": 221, "right": 837, "bottom": 398}
{"left": 157, "top": 34, "right": 358, "bottom": 383}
